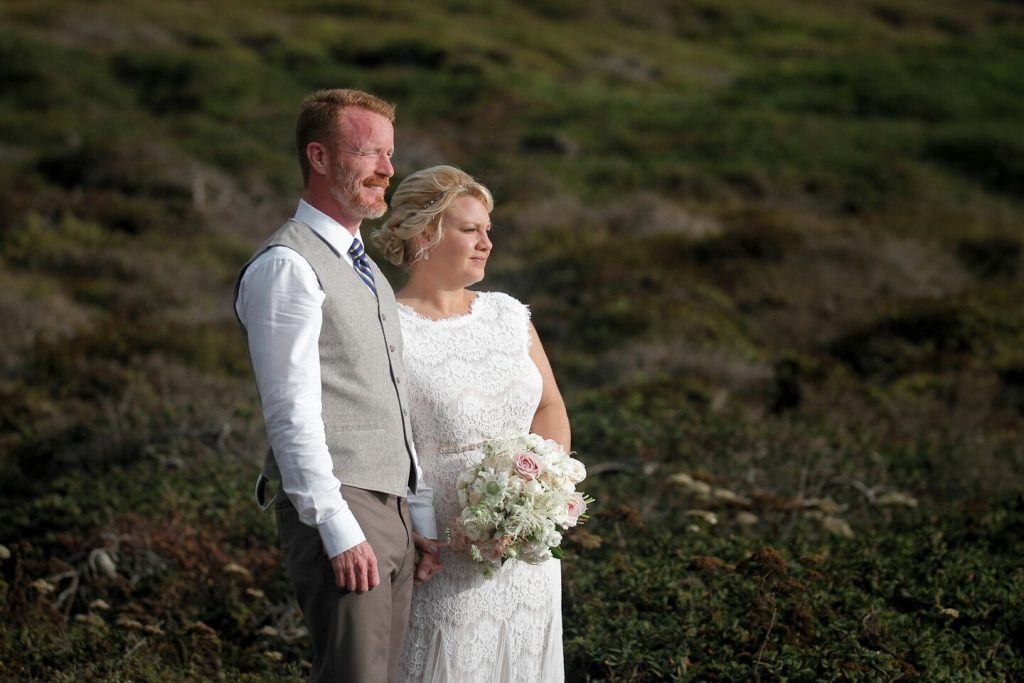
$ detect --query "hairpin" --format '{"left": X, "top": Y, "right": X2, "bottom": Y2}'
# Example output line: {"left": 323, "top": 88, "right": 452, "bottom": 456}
{"left": 420, "top": 193, "right": 445, "bottom": 210}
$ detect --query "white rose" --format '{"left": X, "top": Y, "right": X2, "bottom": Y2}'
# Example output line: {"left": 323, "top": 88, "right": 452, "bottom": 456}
{"left": 565, "top": 458, "right": 587, "bottom": 484}
{"left": 551, "top": 475, "right": 574, "bottom": 493}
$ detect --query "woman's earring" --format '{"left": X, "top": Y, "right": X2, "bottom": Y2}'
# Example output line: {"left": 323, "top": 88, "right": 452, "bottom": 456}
{"left": 414, "top": 246, "right": 431, "bottom": 262}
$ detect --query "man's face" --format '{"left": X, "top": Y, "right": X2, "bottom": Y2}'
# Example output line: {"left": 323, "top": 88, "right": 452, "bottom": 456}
{"left": 328, "top": 108, "right": 395, "bottom": 220}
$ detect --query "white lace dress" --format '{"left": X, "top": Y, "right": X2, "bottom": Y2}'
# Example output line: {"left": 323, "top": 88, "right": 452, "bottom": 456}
{"left": 395, "top": 291, "right": 564, "bottom": 683}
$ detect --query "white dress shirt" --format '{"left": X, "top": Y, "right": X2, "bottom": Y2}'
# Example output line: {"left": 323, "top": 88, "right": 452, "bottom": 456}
{"left": 236, "top": 199, "right": 436, "bottom": 558}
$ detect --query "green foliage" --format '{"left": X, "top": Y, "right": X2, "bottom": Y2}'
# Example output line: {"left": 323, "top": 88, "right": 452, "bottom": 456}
{"left": 565, "top": 495, "right": 1024, "bottom": 680}
{"left": 956, "top": 235, "right": 1022, "bottom": 279}
{"left": 730, "top": 41, "right": 1024, "bottom": 122}
{"left": 829, "top": 298, "right": 1024, "bottom": 380}
{"left": 927, "top": 124, "right": 1024, "bottom": 198}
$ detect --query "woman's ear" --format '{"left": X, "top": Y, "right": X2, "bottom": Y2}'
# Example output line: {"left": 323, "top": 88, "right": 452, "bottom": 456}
{"left": 413, "top": 230, "right": 429, "bottom": 251}
{"left": 421, "top": 222, "right": 439, "bottom": 245}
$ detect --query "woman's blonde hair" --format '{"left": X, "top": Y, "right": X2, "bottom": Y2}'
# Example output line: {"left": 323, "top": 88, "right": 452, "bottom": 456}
{"left": 373, "top": 165, "right": 493, "bottom": 268}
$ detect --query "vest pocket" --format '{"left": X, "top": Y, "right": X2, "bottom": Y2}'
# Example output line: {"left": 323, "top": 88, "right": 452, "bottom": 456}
{"left": 328, "top": 423, "right": 384, "bottom": 433}
{"left": 325, "top": 426, "right": 387, "bottom": 459}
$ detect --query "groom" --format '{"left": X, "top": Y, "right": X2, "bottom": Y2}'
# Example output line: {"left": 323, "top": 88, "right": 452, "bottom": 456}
{"left": 234, "top": 88, "right": 439, "bottom": 682}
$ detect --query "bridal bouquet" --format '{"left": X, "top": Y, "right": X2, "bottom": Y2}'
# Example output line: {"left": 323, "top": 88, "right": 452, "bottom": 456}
{"left": 448, "top": 433, "right": 592, "bottom": 576}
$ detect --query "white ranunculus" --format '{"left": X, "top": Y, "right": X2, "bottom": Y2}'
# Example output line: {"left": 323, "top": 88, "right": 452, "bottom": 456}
{"left": 463, "top": 519, "right": 486, "bottom": 542}
{"left": 522, "top": 479, "right": 544, "bottom": 497}
{"left": 457, "top": 469, "right": 476, "bottom": 488}
{"left": 542, "top": 528, "right": 563, "bottom": 548}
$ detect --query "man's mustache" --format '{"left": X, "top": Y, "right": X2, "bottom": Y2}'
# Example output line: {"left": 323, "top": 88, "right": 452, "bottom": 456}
{"left": 363, "top": 178, "right": 390, "bottom": 189}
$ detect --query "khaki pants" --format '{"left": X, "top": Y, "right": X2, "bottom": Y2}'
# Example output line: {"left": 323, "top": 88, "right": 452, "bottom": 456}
{"left": 276, "top": 485, "right": 415, "bottom": 683}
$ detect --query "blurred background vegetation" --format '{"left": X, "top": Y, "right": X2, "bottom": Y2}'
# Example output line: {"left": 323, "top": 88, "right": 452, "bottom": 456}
{"left": 1, "top": 0, "right": 1022, "bottom": 680}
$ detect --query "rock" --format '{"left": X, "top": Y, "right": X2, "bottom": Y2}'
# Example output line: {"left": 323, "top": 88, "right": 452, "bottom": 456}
{"left": 263, "top": 651, "right": 283, "bottom": 662}
{"left": 189, "top": 621, "right": 219, "bottom": 639}
{"left": 89, "top": 599, "right": 110, "bottom": 611}
{"left": 803, "top": 497, "right": 846, "bottom": 515}
{"left": 29, "top": 578, "right": 54, "bottom": 595}
{"left": 246, "top": 588, "right": 266, "bottom": 599}
{"left": 115, "top": 616, "right": 163, "bottom": 635}
{"left": 713, "top": 488, "right": 753, "bottom": 506}
{"left": 223, "top": 562, "right": 251, "bottom": 580}
{"left": 670, "top": 473, "right": 712, "bottom": 498}
{"left": 821, "top": 515, "right": 855, "bottom": 538}
{"left": 116, "top": 616, "right": 144, "bottom": 630}
{"left": 938, "top": 607, "right": 960, "bottom": 619}
{"left": 684, "top": 509, "right": 718, "bottom": 525}
{"left": 641, "top": 462, "right": 660, "bottom": 476}
{"left": 89, "top": 549, "right": 117, "bottom": 578}
{"left": 0, "top": 544, "right": 10, "bottom": 560}
{"left": 876, "top": 491, "right": 919, "bottom": 508}
{"left": 74, "top": 613, "right": 106, "bottom": 627}
{"left": 736, "top": 511, "right": 759, "bottom": 526}
{"left": 258, "top": 625, "right": 279, "bottom": 637}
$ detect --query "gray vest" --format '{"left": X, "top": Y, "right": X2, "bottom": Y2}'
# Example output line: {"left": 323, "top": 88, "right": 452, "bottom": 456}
{"left": 234, "top": 219, "right": 416, "bottom": 497}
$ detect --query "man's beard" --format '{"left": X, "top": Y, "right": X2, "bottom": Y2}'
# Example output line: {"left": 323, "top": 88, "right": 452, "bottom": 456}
{"left": 331, "top": 165, "right": 388, "bottom": 219}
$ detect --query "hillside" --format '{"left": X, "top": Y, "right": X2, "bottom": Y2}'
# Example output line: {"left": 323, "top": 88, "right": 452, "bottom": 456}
{"left": 1, "top": 1, "right": 1023, "bottom": 680}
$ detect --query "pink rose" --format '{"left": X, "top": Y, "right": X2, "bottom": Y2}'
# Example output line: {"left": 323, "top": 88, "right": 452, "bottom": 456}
{"left": 565, "top": 492, "right": 587, "bottom": 527}
{"left": 514, "top": 452, "right": 544, "bottom": 481}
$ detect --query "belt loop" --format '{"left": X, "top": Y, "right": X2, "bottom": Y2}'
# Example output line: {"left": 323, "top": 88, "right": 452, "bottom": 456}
{"left": 254, "top": 473, "right": 278, "bottom": 512}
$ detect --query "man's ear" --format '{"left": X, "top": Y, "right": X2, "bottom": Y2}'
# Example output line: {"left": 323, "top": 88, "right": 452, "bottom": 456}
{"left": 306, "top": 142, "right": 329, "bottom": 178}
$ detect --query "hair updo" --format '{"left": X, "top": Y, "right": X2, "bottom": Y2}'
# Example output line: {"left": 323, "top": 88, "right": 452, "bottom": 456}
{"left": 373, "top": 165, "right": 494, "bottom": 268}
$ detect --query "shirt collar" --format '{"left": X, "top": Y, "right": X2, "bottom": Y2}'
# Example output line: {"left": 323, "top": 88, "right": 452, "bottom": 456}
{"left": 294, "top": 199, "right": 364, "bottom": 258}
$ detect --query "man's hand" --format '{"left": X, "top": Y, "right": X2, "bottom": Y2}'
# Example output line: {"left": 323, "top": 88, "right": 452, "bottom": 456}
{"left": 413, "top": 533, "right": 442, "bottom": 584}
{"left": 329, "top": 541, "right": 380, "bottom": 594}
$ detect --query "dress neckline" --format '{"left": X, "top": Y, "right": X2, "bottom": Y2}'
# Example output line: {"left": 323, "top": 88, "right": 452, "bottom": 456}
{"left": 396, "top": 291, "right": 485, "bottom": 325}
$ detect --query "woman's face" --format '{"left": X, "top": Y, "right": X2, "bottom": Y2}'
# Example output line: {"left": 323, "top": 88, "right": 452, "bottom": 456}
{"left": 418, "top": 195, "right": 492, "bottom": 286}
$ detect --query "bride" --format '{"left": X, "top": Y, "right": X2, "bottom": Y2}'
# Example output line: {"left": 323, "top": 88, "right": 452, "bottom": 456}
{"left": 373, "top": 165, "right": 571, "bottom": 682}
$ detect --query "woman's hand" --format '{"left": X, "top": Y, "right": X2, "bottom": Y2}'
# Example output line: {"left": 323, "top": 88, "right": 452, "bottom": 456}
{"left": 413, "top": 533, "right": 443, "bottom": 583}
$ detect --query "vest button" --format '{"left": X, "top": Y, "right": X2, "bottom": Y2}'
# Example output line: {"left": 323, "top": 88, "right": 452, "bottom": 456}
{"left": 395, "top": 376, "right": 402, "bottom": 384}
{"left": 389, "top": 344, "right": 396, "bottom": 353}
{"left": 381, "top": 313, "right": 387, "bottom": 321}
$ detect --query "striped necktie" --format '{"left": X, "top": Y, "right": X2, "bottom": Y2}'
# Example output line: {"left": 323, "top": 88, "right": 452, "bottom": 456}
{"left": 348, "top": 238, "right": 377, "bottom": 297}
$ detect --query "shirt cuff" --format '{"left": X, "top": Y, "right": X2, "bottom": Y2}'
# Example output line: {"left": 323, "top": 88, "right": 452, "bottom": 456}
{"left": 318, "top": 507, "right": 366, "bottom": 559}
{"left": 408, "top": 490, "right": 438, "bottom": 539}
